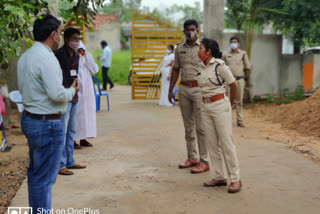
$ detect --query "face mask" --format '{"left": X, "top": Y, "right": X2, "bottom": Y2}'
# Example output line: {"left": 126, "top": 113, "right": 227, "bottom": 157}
{"left": 166, "top": 49, "right": 171, "bottom": 54}
{"left": 230, "top": 43, "right": 238, "bottom": 50}
{"left": 53, "top": 37, "right": 60, "bottom": 48}
{"left": 185, "top": 31, "right": 198, "bottom": 40}
{"left": 68, "top": 40, "right": 80, "bottom": 51}
{"left": 52, "top": 32, "right": 62, "bottom": 50}
{"left": 201, "top": 54, "right": 209, "bottom": 62}
{"left": 56, "top": 35, "right": 63, "bottom": 48}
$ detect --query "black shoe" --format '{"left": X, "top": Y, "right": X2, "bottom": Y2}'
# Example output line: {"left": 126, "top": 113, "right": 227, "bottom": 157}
{"left": 110, "top": 85, "right": 114, "bottom": 89}
{"left": 101, "top": 88, "right": 107, "bottom": 91}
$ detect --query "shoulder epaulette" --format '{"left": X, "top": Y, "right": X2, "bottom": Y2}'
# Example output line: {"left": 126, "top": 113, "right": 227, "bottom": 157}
{"left": 214, "top": 58, "right": 226, "bottom": 65}
{"left": 176, "top": 41, "right": 184, "bottom": 45}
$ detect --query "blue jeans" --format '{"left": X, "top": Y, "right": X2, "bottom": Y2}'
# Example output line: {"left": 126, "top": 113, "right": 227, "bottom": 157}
{"left": 21, "top": 114, "right": 64, "bottom": 214}
{"left": 60, "top": 102, "right": 78, "bottom": 169}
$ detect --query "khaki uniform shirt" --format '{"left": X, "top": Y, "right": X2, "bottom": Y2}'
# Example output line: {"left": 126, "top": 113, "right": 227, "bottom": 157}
{"left": 173, "top": 39, "right": 201, "bottom": 82}
{"left": 222, "top": 49, "right": 251, "bottom": 77}
{"left": 197, "top": 58, "right": 235, "bottom": 97}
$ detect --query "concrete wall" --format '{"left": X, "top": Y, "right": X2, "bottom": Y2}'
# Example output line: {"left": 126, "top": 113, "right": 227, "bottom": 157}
{"left": 85, "top": 23, "right": 121, "bottom": 51}
{"left": 313, "top": 55, "right": 320, "bottom": 90}
{"left": 279, "top": 55, "right": 303, "bottom": 93}
{"left": 221, "top": 33, "right": 282, "bottom": 96}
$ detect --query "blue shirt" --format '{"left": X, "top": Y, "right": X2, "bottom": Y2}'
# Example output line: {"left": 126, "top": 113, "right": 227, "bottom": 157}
{"left": 100, "top": 46, "right": 112, "bottom": 67}
{"left": 17, "top": 42, "right": 75, "bottom": 114}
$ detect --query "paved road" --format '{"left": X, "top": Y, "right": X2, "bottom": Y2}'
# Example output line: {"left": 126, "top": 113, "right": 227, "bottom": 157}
{"left": 8, "top": 86, "right": 320, "bottom": 214}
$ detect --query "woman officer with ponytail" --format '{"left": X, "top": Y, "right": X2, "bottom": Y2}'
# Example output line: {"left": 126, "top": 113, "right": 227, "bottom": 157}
{"left": 197, "top": 38, "right": 242, "bottom": 193}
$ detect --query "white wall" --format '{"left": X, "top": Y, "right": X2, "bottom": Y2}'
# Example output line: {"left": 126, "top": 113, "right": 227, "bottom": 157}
{"left": 280, "top": 55, "right": 303, "bottom": 93}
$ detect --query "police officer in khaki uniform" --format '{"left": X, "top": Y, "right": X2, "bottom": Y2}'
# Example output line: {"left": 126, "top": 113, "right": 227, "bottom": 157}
{"left": 222, "top": 36, "right": 251, "bottom": 127}
{"left": 168, "top": 19, "right": 209, "bottom": 174}
{"left": 197, "top": 38, "right": 241, "bottom": 193}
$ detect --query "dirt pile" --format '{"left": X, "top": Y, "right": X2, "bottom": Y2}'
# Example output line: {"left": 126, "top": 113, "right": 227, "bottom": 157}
{"left": 256, "top": 89, "right": 320, "bottom": 137}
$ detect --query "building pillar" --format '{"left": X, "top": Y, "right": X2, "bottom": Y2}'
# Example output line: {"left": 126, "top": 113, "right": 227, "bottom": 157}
{"left": 203, "top": 0, "right": 224, "bottom": 45}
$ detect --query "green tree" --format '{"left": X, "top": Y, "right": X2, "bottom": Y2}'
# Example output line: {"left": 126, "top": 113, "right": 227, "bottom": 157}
{"left": 0, "top": 0, "right": 47, "bottom": 69}
{"left": 270, "top": 0, "right": 320, "bottom": 48}
{"left": 225, "top": 0, "right": 320, "bottom": 52}
{"left": 0, "top": 0, "right": 104, "bottom": 69}
{"left": 58, "top": 0, "right": 105, "bottom": 27}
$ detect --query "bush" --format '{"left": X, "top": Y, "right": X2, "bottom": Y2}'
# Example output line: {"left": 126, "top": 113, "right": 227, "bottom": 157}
{"left": 293, "top": 85, "right": 304, "bottom": 100}
{"left": 255, "top": 85, "right": 305, "bottom": 105}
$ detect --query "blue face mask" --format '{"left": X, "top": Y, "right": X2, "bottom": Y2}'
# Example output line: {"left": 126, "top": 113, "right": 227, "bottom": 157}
{"left": 185, "top": 31, "right": 198, "bottom": 40}
{"left": 230, "top": 43, "right": 238, "bottom": 50}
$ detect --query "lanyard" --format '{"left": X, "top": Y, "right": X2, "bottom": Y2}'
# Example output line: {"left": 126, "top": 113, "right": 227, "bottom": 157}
{"left": 70, "top": 54, "right": 78, "bottom": 70}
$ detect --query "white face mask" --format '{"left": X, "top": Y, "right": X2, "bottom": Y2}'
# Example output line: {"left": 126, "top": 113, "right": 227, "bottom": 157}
{"left": 52, "top": 33, "right": 62, "bottom": 50}
{"left": 54, "top": 35, "right": 63, "bottom": 48}
{"left": 166, "top": 49, "right": 171, "bottom": 54}
{"left": 230, "top": 43, "right": 238, "bottom": 50}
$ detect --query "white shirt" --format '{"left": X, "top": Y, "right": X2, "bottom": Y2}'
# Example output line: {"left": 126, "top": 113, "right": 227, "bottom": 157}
{"left": 17, "top": 42, "right": 75, "bottom": 114}
{"left": 100, "top": 46, "right": 112, "bottom": 68}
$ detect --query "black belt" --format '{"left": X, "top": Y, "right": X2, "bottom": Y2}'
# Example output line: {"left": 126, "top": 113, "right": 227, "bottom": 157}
{"left": 23, "top": 110, "right": 62, "bottom": 120}
{"left": 235, "top": 76, "right": 244, "bottom": 80}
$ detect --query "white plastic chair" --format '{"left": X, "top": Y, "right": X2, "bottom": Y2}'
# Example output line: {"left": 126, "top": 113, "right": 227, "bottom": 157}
{"left": 9, "top": 91, "right": 24, "bottom": 130}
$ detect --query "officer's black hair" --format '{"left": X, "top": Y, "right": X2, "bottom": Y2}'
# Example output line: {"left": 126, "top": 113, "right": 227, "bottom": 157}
{"left": 230, "top": 36, "right": 240, "bottom": 43}
{"left": 168, "top": 44, "right": 174, "bottom": 51}
{"left": 33, "top": 14, "right": 61, "bottom": 42}
{"left": 201, "top": 38, "right": 222, "bottom": 59}
{"left": 101, "top": 40, "right": 108, "bottom": 47}
{"left": 183, "top": 19, "right": 198, "bottom": 29}
{"left": 64, "top": 27, "right": 80, "bottom": 40}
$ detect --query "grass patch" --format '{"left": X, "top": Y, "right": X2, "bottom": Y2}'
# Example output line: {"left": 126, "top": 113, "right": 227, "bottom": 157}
{"left": 253, "top": 85, "right": 305, "bottom": 105}
{"left": 90, "top": 49, "right": 131, "bottom": 85}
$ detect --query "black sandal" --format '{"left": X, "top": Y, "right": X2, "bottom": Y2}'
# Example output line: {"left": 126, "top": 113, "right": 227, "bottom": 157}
{"left": 80, "top": 139, "right": 93, "bottom": 147}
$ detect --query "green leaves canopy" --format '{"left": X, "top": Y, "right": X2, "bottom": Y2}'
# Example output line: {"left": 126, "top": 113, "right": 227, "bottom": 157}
{"left": 225, "top": 0, "right": 320, "bottom": 48}
{"left": 0, "top": 0, "right": 105, "bottom": 69}
{"left": 270, "top": 0, "right": 320, "bottom": 47}
{"left": 0, "top": 0, "right": 47, "bottom": 69}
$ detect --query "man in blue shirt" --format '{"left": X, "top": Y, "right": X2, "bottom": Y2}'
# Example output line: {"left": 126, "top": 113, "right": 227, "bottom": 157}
{"left": 18, "top": 14, "right": 80, "bottom": 213}
{"left": 99, "top": 40, "right": 114, "bottom": 90}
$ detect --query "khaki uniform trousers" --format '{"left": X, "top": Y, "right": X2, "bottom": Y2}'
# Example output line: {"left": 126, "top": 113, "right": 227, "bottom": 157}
{"left": 235, "top": 78, "right": 245, "bottom": 124}
{"left": 227, "top": 78, "right": 245, "bottom": 124}
{"left": 201, "top": 96, "right": 240, "bottom": 182}
{"left": 179, "top": 85, "right": 209, "bottom": 163}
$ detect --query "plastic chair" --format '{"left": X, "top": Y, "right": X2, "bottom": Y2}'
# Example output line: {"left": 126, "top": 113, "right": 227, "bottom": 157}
{"left": 173, "top": 88, "right": 179, "bottom": 106}
{"left": 92, "top": 76, "right": 110, "bottom": 112}
{"left": 9, "top": 91, "right": 24, "bottom": 130}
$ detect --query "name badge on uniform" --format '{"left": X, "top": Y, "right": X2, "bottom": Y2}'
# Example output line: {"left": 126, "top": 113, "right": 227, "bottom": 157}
{"left": 180, "top": 51, "right": 186, "bottom": 54}
{"left": 70, "top": 69, "right": 77, "bottom": 77}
